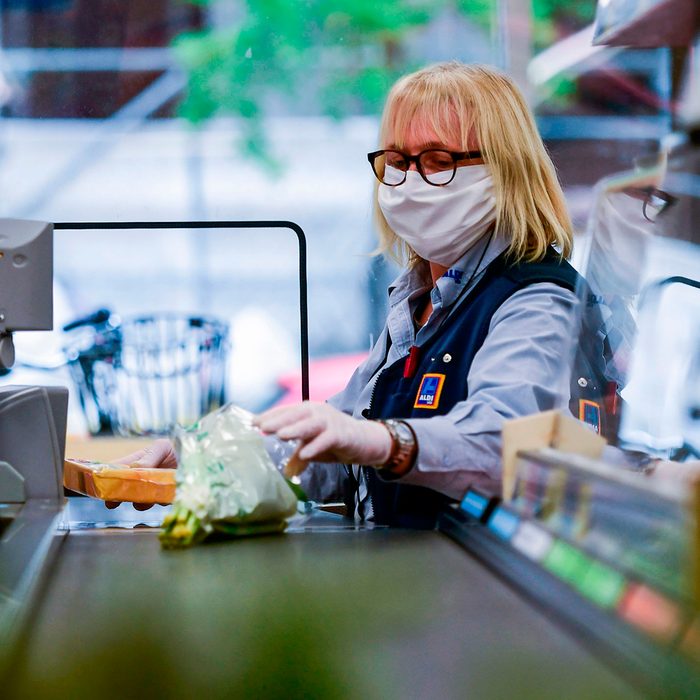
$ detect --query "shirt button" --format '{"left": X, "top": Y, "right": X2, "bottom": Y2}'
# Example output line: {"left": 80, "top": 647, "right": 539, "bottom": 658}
{"left": 443, "top": 353, "right": 452, "bottom": 363}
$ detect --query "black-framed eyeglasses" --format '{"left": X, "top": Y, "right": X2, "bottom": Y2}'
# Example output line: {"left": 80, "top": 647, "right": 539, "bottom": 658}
{"left": 367, "top": 148, "right": 483, "bottom": 187}
{"left": 627, "top": 187, "right": 678, "bottom": 222}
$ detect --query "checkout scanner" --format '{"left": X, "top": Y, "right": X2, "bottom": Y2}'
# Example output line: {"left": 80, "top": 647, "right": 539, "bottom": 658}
{"left": 0, "top": 219, "right": 68, "bottom": 645}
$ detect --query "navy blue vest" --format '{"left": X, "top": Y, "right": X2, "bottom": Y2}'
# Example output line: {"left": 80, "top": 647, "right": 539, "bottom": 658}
{"left": 351, "top": 248, "right": 580, "bottom": 529}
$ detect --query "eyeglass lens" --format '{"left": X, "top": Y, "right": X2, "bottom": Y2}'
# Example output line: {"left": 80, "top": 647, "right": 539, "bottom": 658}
{"left": 376, "top": 150, "right": 457, "bottom": 186}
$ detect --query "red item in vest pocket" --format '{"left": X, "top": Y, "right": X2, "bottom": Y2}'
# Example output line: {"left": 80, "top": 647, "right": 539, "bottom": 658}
{"left": 403, "top": 345, "right": 421, "bottom": 379}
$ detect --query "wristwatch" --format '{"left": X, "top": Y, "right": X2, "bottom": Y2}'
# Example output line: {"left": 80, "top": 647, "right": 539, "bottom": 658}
{"left": 377, "top": 419, "right": 418, "bottom": 476}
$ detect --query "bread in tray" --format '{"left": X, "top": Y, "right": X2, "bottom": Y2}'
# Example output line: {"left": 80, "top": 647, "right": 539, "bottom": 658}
{"left": 64, "top": 458, "right": 176, "bottom": 504}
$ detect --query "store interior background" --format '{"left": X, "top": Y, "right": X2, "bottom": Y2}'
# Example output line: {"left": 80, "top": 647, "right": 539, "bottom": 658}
{"left": 0, "top": 0, "right": 678, "bottom": 431}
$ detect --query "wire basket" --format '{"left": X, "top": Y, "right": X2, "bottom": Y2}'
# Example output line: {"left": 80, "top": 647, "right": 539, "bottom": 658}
{"left": 66, "top": 314, "right": 229, "bottom": 436}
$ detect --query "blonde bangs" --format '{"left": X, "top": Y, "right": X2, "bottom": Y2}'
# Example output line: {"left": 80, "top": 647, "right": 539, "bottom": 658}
{"left": 373, "top": 62, "right": 573, "bottom": 266}
{"left": 380, "top": 72, "right": 476, "bottom": 153}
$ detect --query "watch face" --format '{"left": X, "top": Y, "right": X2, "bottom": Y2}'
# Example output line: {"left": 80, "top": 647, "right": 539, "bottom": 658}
{"left": 392, "top": 420, "right": 414, "bottom": 445}
{"left": 394, "top": 422, "right": 413, "bottom": 442}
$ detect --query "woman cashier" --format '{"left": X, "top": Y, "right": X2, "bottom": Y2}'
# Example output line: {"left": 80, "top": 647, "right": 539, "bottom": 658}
{"left": 125, "top": 62, "right": 580, "bottom": 528}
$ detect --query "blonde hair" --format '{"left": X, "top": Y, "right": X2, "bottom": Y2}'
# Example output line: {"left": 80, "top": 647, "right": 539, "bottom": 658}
{"left": 374, "top": 62, "right": 573, "bottom": 265}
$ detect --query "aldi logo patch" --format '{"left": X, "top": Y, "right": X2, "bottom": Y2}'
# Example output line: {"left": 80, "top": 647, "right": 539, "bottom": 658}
{"left": 579, "top": 399, "right": 601, "bottom": 434}
{"left": 414, "top": 373, "right": 446, "bottom": 410}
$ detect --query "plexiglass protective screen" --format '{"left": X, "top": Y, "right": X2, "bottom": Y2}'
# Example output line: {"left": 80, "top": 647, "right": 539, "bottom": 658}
{"left": 573, "top": 138, "right": 700, "bottom": 461}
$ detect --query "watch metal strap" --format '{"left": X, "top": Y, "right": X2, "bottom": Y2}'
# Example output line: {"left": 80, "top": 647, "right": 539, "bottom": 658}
{"left": 378, "top": 419, "right": 418, "bottom": 475}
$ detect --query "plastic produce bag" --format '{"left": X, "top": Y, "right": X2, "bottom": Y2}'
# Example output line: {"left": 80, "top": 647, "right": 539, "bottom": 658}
{"left": 160, "top": 404, "right": 298, "bottom": 548}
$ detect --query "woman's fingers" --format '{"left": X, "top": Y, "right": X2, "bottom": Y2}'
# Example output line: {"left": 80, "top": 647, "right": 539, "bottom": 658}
{"left": 104, "top": 439, "right": 175, "bottom": 509}
{"left": 104, "top": 501, "right": 152, "bottom": 510}
{"left": 112, "top": 449, "right": 147, "bottom": 466}
{"left": 297, "top": 430, "right": 337, "bottom": 461}
{"left": 283, "top": 450, "right": 309, "bottom": 478}
{"left": 105, "top": 500, "right": 164, "bottom": 510}
{"left": 255, "top": 404, "right": 311, "bottom": 433}
{"left": 113, "top": 439, "right": 177, "bottom": 469}
{"left": 131, "top": 439, "right": 177, "bottom": 468}
{"left": 257, "top": 403, "right": 334, "bottom": 470}
{"left": 132, "top": 503, "right": 155, "bottom": 511}
{"left": 276, "top": 416, "right": 324, "bottom": 442}
{"left": 282, "top": 431, "right": 342, "bottom": 475}
{"left": 255, "top": 401, "right": 376, "bottom": 465}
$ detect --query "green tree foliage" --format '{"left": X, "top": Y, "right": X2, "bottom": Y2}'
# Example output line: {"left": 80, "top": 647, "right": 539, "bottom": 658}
{"left": 530, "top": 0, "right": 596, "bottom": 48}
{"left": 173, "top": 0, "right": 596, "bottom": 164}
{"left": 174, "top": 0, "right": 440, "bottom": 164}
{"left": 454, "top": 0, "right": 595, "bottom": 47}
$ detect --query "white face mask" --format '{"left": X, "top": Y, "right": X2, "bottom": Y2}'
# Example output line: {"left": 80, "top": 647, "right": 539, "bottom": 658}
{"left": 378, "top": 164, "right": 496, "bottom": 266}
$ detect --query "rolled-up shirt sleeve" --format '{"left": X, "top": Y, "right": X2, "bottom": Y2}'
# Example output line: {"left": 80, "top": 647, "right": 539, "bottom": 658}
{"left": 397, "top": 282, "right": 578, "bottom": 500}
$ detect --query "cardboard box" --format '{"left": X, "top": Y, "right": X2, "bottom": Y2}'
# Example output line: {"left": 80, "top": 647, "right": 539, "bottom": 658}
{"left": 501, "top": 410, "right": 607, "bottom": 501}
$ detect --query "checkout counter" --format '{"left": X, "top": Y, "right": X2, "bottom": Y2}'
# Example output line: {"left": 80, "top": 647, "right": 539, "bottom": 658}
{"left": 2, "top": 498, "right": 640, "bottom": 699}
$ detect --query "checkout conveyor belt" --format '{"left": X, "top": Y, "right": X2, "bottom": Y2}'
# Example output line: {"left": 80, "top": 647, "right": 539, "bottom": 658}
{"left": 2, "top": 499, "right": 639, "bottom": 699}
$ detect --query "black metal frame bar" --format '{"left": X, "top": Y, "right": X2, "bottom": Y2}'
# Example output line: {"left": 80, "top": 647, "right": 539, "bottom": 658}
{"left": 54, "top": 220, "right": 310, "bottom": 402}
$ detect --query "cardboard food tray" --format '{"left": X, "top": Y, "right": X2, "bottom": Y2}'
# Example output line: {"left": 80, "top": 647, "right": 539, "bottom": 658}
{"left": 64, "top": 458, "right": 176, "bottom": 504}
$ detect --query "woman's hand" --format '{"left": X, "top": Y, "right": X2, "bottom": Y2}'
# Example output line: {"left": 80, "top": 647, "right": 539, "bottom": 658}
{"left": 113, "top": 438, "right": 178, "bottom": 470}
{"left": 253, "top": 402, "right": 392, "bottom": 476}
{"left": 105, "top": 438, "right": 177, "bottom": 510}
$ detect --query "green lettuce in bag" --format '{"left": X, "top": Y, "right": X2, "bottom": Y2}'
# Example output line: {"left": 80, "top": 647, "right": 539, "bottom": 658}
{"left": 160, "top": 404, "right": 298, "bottom": 548}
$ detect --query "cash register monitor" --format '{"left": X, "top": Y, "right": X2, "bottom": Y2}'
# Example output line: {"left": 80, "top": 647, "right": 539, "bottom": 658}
{"left": 0, "top": 218, "right": 54, "bottom": 370}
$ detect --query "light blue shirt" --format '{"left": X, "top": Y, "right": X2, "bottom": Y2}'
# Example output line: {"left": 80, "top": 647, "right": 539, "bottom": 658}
{"left": 304, "top": 231, "right": 579, "bottom": 507}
